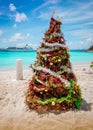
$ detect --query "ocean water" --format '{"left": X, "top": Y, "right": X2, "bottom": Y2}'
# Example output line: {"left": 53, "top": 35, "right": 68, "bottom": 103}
{"left": 0, "top": 50, "right": 93, "bottom": 68}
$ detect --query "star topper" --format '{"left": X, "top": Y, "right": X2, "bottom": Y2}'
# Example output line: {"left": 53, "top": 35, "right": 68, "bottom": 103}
{"left": 52, "top": 11, "right": 62, "bottom": 22}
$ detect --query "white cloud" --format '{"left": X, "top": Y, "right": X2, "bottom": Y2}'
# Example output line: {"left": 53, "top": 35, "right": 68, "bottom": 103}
{"left": 15, "top": 12, "right": 27, "bottom": 22}
{"left": 9, "top": 3, "right": 28, "bottom": 23}
{"left": 25, "top": 33, "right": 30, "bottom": 39}
{"left": 61, "top": 1, "right": 93, "bottom": 23}
{"left": 32, "top": 0, "right": 60, "bottom": 12}
{"left": 86, "top": 37, "right": 93, "bottom": 43}
{"left": 28, "top": 43, "right": 39, "bottom": 49}
{"left": 0, "top": 30, "right": 3, "bottom": 36}
{"left": 38, "top": 12, "right": 51, "bottom": 20}
{"left": 13, "top": 23, "right": 17, "bottom": 28}
{"left": 37, "top": 0, "right": 93, "bottom": 25}
{"left": 71, "top": 29, "right": 93, "bottom": 38}
{"left": 2, "top": 39, "right": 7, "bottom": 43}
{"left": 67, "top": 37, "right": 93, "bottom": 49}
{"left": 9, "top": 33, "right": 23, "bottom": 42}
{"left": 9, "top": 3, "right": 16, "bottom": 11}
{"left": 79, "top": 41, "right": 84, "bottom": 45}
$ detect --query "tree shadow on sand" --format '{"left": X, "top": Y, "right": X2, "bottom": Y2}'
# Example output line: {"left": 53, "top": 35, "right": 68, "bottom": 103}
{"left": 29, "top": 99, "right": 92, "bottom": 116}
{"left": 80, "top": 98, "right": 92, "bottom": 111}
{"left": 38, "top": 99, "right": 92, "bottom": 115}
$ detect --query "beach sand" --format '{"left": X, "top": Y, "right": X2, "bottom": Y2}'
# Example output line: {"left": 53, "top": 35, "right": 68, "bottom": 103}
{"left": 0, "top": 63, "right": 93, "bottom": 130}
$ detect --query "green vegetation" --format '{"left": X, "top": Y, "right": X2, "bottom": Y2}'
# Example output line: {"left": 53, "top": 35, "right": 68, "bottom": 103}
{"left": 36, "top": 80, "right": 82, "bottom": 109}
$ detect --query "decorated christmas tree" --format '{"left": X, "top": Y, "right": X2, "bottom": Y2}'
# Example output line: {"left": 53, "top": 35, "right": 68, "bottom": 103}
{"left": 25, "top": 13, "right": 82, "bottom": 112}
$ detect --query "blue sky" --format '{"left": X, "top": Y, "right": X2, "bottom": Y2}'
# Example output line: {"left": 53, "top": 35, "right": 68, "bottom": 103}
{"left": 0, "top": 0, "right": 93, "bottom": 49}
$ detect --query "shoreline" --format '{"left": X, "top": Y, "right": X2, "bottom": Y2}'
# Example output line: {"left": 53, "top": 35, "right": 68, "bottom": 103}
{"left": 0, "top": 66, "right": 30, "bottom": 72}
{"left": 0, "top": 62, "right": 91, "bottom": 71}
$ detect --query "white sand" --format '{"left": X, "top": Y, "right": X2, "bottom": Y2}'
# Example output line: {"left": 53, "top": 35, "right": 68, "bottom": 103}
{"left": 0, "top": 64, "right": 93, "bottom": 130}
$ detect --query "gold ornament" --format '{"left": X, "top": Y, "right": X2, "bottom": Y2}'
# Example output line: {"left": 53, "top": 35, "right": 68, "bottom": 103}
{"left": 77, "top": 85, "right": 80, "bottom": 91}
{"left": 40, "top": 92, "right": 43, "bottom": 94}
{"left": 45, "top": 89, "right": 48, "bottom": 92}
{"left": 55, "top": 47, "right": 58, "bottom": 50}
{"left": 58, "top": 59, "right": 61, "bottom": 62}
{"left": 52, "top": 101, "right": 55, "bottom": 106}
{"left": 50, "top": 62, "right": 53, "bottom": 65}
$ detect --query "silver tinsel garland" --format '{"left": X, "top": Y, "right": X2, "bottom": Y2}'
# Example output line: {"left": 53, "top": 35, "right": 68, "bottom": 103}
{"left": 32, "top": 64, "right": 70, "bottom": 87}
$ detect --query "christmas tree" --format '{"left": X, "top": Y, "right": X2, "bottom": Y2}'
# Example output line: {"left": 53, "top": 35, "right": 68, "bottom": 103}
{"left": 25, "top": 13, "right": 82, "bottom": 112}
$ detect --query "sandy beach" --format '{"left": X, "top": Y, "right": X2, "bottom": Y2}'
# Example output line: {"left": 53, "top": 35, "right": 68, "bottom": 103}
{"left": 0, "top": 63, "right": 93, "bottom": 130}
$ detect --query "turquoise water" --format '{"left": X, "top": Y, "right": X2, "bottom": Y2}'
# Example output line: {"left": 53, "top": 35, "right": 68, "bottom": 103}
{"left": 0, "top": 50, "right": 93, "bottom": 68}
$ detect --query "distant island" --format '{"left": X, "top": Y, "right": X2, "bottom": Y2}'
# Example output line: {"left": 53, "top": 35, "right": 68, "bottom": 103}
{"left": 87, "top": 45, "right": 93, "bottom": 52}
